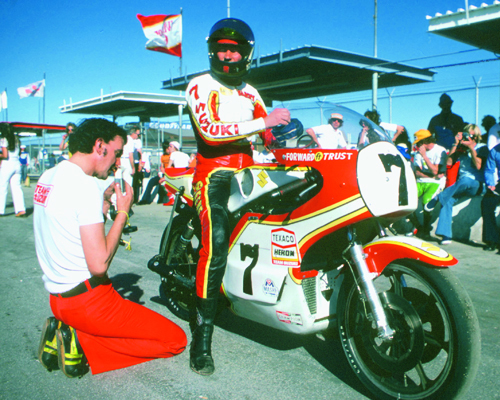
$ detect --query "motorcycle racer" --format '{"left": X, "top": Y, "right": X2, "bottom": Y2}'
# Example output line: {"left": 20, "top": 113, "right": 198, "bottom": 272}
{"left": 185, "top": 18, "right": 290, "bottom": 375}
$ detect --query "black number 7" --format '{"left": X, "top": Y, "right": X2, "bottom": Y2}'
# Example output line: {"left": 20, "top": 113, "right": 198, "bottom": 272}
{"left": 378, "top": 153, "right": 409, "bottom": 206}
{"left": 240, "top": 243, "right": 259, "bottom": 295}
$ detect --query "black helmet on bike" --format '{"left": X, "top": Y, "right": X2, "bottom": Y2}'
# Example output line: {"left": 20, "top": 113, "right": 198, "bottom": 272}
{"left": 207, "top": 18, "right": 255, "bottom": 83}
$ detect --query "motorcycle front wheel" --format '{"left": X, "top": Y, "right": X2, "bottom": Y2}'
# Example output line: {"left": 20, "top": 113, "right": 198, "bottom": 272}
{"left": 158, "top": 217, "right": 199, "bottom": 321}
{"left": 338, "top": 261, "right": 480, "bottom": 400}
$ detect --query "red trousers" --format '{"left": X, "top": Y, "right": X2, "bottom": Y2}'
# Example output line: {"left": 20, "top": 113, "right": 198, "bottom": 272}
{"left": 50, "top": 282, "right": 187, "bottom": 374}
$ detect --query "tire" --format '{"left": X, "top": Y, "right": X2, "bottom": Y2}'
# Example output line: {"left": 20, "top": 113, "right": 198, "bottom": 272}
{"left": 157, "top": 217, "right": 199, "bottom": 321}
{"left": 338, "top": 261, "right": 480, "bottom": 400}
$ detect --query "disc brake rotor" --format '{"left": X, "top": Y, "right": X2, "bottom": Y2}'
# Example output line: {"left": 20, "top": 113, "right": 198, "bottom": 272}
{"left": 361, "top": 291, "right": 425, "bottom": 373}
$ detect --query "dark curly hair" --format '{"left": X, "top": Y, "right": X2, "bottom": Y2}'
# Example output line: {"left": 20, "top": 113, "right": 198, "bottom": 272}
{"left": 0, "top": 123, "right": 17, "bottom": 152}
{"left": 394, "top": 127, "right": 411, "bottom": 149}
{"left": 68, "top": 118, "right": 127, "bottom": 155}
{"left": 364, "top": 110, "right": 381, "bottom": 126}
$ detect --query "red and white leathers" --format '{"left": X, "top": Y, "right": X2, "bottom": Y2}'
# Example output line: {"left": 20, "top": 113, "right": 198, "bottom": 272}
{"left": 186, "top": 73, "right": 273, "bottom": 299}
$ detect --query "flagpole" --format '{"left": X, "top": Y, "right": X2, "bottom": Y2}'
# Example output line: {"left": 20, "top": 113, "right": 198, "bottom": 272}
{"left": 43, "top": 72, "right": 46, "bottom": 123}
{"left": 42, "top": 72, "right": 46, "bottom": 173}
{"left": 179, "top": 8, "right": 183, "bottom": 77}
{"left": 4, "top": 88, "right": 7, "bottom": 121}
{"left": 178, "top": 7, "right": 183, "bottom": 147}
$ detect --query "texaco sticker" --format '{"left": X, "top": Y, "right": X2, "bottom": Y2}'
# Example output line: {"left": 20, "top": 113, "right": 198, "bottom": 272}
{"left": 271, "top": 227, "right": 300, "bottom": 266}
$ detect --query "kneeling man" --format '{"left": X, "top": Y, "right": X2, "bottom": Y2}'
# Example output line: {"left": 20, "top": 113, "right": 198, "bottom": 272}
{"left": 34, "top": 118, "right": 186, "bottom": 377}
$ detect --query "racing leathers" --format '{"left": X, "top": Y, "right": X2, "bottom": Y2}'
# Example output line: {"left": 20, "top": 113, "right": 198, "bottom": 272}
{"left": 186, "top": 73, "right": 272, "bottom": 300}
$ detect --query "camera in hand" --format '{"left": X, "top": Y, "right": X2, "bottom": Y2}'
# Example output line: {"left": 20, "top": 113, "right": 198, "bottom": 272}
{"left": 114, "top": 169, "right": 126, "bottom": 195}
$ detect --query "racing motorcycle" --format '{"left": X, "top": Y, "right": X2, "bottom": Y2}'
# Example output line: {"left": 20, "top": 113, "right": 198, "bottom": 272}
{"left": 148, "top": 105, "right": 480, "bottom": 400}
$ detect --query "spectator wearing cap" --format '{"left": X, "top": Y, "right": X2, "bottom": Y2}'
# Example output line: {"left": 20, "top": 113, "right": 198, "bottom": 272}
{"left": 428, "top": 93, "right": 465, "bottom": 151}
{"left": 410, "top": 129, "right": 447, "bottom": 239}
{"left": 305, "top": 113, "right": 348, "bottom": 149}
{"left": 139, "top": 141, "right": 188, "bottom": 206}
{"left": 166, "top": 141, "right": 190, "bottom": 168}
{"left": 19, "top": 144, "right": 30, "bottom": 185}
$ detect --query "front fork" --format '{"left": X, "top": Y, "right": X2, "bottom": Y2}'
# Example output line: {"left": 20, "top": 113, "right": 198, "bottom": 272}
{"left": 345, "top": 225, "right": 395, "bottom": 340}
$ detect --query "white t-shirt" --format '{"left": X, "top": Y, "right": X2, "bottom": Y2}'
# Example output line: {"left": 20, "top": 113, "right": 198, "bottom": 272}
{"left": 170, "top": 151, "right": 190, "bottom": 168}
{"left": 487, "top": 123, "right": 500, "bottom": 150}
{"left": 309, "top": 124, "right": 347, "bottom": 149}
{"left": 34, "top": 161, "right": 104, "bottom": 293}
{"left": 412, "top": 144, "right": 447, "bottom": 184}
{"left": 0, "top": 137, "right": 19, "bottom": 160}
{"left": 141, "top": 151, "right": 151, "bottom": 172}
{"left": 122, "top": 136, "right": 142, "bottom": 158}
{"left": 380, "top": 122, "right": 399, "bottom": 139}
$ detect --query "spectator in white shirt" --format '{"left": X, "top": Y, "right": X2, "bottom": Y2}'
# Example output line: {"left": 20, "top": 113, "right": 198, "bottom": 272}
{"left": 167, "top": 141, "right": 190, "bottom": 168}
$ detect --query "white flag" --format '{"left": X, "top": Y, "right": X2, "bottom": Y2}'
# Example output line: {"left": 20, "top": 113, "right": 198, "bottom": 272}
{"left": 0, "top": 91, "right": 7, "bottom": 110}
{"left": 137, "top": 14, "right": 182, "bottom": 57}
{"left": 17, "top": 80, "right": 45, "bottom": 98}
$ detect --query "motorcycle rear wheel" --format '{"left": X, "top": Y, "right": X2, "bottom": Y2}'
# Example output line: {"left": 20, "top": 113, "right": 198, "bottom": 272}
{"left": 158, "top": 218, "right": 199, "bottom": 321}
{"left": 338, "top": 261, "right": 480, "bottom": 400}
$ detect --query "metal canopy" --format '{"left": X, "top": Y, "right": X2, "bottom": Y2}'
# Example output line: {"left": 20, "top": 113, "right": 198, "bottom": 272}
{"left": 59, "top": 91, "right": 187, "bottom": 120}
{"left": 162, "top": 45, "right": 435, "bottom": 103}
{"left": 427, "top": 2, "right": 500, "bottom": 54}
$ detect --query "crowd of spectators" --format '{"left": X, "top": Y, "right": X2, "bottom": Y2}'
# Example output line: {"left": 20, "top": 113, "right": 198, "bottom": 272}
{"left": 388, "top": 94, "right": 500, "bottom": 251}
{"left": 297, "top": 93, "right": 500, "bottom": 251}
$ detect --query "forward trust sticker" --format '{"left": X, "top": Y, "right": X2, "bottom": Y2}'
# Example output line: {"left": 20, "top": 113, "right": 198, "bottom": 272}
{"left": 271, "top": 227, "right": 301, "bottom": 266}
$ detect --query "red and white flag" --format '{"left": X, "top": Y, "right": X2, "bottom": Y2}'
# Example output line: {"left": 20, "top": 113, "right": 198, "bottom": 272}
{"left": 137, "top": 14, "right": 182, "bottom": 57}
{"left": 17, "top": 80, "right": 45, "bottom": 98}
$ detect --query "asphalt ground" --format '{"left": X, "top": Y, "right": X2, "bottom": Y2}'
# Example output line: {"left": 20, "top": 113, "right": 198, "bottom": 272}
{"left": 1, "top": 183, "right": 499, "bottom": 400}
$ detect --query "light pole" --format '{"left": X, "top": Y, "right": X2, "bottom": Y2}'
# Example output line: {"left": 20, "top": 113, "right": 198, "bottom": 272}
{"left": 372, "top": 0, "right": 378, "bottom": 112}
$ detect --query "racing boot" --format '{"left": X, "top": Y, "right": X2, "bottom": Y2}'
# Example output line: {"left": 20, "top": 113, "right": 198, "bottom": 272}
{"left": 38, "top": 316, "right": 61, "bottom": 371}
{"left": 190, "top": 297, "right": 218, "bottom": 376}
{"left": 55, "top": 323, "right": 89, "bottom": 378}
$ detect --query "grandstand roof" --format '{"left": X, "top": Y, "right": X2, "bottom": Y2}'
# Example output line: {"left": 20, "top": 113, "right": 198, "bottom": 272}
{"left": 427, "top": 2, "right": 500, "bottom": 54}
{"left": 59, "top": 46, "right": 435, "bottom": 119}
{"left": 162, "top": 45, "right": 435, "bottom": 104}
{"left": 60, "top": 91, "right": 186, "bottom": 120}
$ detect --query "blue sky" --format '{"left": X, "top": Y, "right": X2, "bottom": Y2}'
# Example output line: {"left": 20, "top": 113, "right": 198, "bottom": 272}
{"left": 1, "top": 0, "right": 499, "bottom": 139}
